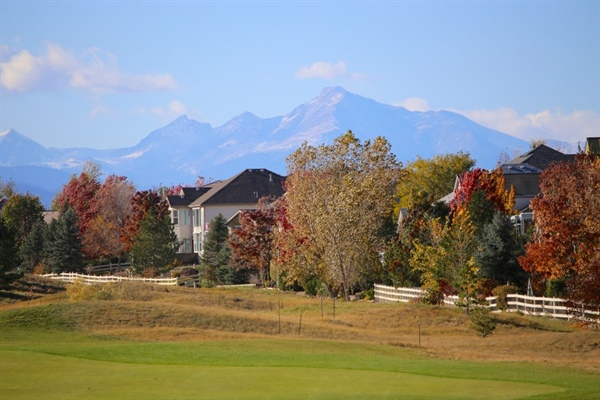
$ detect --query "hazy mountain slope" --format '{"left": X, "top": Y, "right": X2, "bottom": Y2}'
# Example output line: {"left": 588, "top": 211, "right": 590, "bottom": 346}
{"left": 2, "top": 86, "right": 544, "bottom": 205}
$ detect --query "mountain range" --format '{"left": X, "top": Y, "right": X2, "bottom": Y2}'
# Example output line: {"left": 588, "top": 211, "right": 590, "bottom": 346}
{"left": 0, "top": 86, "right": 571, "bottom": 208}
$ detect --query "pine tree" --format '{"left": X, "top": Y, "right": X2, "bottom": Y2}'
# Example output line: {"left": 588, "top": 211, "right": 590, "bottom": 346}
{"left": 129, "top": 210, "right": 179, "bottom": 275}
{"left": 45, "top": 208, "right": 84, "bottom": 273}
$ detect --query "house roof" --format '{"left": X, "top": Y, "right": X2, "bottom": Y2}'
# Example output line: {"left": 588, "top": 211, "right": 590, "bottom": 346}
{"left": 167, "top": 186, "right": 210, "bottom": 207}
{"left": 504, "top": 173, "right": 541, "bottom": 196}
{"left": 505, "top": 144, "right": 574, "bottom": 170}
{"left": 189, "top": 168, "right": 286, "bottom": 208}
{"left": 586, "top": 137, "right": 600, "bottom": 155}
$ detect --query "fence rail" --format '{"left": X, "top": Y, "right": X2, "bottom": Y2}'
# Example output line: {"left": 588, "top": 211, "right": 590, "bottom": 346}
{"left": 374, "top": 284, "right": 599, "bottom": 323}
{"left": 42, "top": 272, "right": 178, "bottom": 286}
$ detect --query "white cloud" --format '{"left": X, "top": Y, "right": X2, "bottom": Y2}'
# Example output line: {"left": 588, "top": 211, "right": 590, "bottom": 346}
{"left": 1, "top": 42, "right": 177, "bottom": 93}
{"left": 395, "top": 97, "right": 430, "bottom": 112}
{"left": 456, "top": 107, "right": 598, "bottom": 145}
{"left": 295, "top": 61, "right": 348, "bottom": 80}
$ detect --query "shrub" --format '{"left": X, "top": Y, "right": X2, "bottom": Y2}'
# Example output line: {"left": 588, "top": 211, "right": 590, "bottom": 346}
{"left": 470, "top": 307, "right": 496, "bottom": 338}
{"left": 492, "top": 285, "right": 519, "bottom": 310}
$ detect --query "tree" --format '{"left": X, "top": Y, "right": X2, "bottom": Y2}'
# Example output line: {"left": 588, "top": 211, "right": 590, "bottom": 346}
{"left": 84, "top": 175, "right": 134, "bottom": 262}
{"left": 475, "top": 212, "right": 527, "bottom": 289}
{"left": 1, "top": 193, "right": 44, "bottom": 250}
{"left": 282, "top": 131, "right": 403, "bottom": 299}
{"left": 19, "top": 220, "right": 46, "bottom": 273}
{"left": 52, "top": 167, "right": 100, "bottom": 257}
{"left": 129, "top": 210, "right": 179, "bottom": 276}
{"left": 0, "top": 216, "right": 19, "bottom": 287}
{"left": 200, "top": 214, "right": 230, "bottom": 284}
{"left": 121, "top": 189, "right": 169, "bottom": 252}
{"left": 452, "top": 168, "right": 515, "bottom": 217}
{"left": 45, "top": 208, "right": 84, "bottom": 273}
{"left": 228, "top": 198, "right": 276, "bottom": 284}
{"left": 395, "top": 152, "right": 474, "bottom": 214}
{"left": 519, "top": 153, "right": 600, "bottom": 307}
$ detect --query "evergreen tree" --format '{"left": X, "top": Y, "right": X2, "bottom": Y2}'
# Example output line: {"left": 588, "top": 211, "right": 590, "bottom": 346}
{"left": 0, "top": 216, "right": 19, "bottom": 287}
{"left": 476, "top": 212, "right": 527, "bottom": 289}
{"left": 129, "top": 210, "right": 179, "bottom": 275}
{"left": 19, "top": 220, "right": 46, "bottom": 273}
{"left": 45, "top": 208, "right": 84, "bottom": 273}
{"left": 200, "top": 214, "right": 230, "bottom": 284}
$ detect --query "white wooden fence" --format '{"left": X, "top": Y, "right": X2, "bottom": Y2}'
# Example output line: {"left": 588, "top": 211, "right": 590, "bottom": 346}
{"left": 42, "top": 272, "right": 178, "bottom": 286}
{"left": 374, "top": 284, "right": 600, "bottom": 323}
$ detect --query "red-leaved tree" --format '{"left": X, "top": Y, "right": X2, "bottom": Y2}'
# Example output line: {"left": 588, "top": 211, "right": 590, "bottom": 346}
{"left": 519, "top": 153, "right": 600, "bottom": 307}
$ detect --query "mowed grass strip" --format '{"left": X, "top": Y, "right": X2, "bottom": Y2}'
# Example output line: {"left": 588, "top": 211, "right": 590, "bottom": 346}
{"left": 1, "top": 347, "right": 562, "bottom": 400}
{"left": 2, "top": 328, "right": 598, "bottom": 399}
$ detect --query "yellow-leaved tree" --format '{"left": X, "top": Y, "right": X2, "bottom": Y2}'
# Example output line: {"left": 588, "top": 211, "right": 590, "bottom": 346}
{"left": 280, "top": 131, "right": 403, "bottom": 300}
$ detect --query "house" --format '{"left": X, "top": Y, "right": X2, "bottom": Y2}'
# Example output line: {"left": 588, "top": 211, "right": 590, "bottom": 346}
{"left": 166, "top": 168, "right": 286, "bottom": 261}
{"left": 435, "top": 143, "right": 580, "bottom": 234}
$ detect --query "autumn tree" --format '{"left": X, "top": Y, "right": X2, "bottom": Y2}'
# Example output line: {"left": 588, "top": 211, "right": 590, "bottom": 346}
{"left": 394, "top": 152, "right": 474, "bottom": 214}
{"left": 228, "top": 198, "right": 276, "bottom": 284}
{"left": 129, "top": 210, "right": 179, "bottom": 276}
{"left": 52, "top": 163, "right": 101, "bottom": 257}
{"left": 282, "top": 131, "right": 403, "bottom": 300}
{"left": 121, "top": 189, "right": 169, "bottom": 252}
{"left": 519, "top": 153, "right": 600, "bottom": 307}
{"left": 83, "top": 175, "right": 134, "bottom": 263}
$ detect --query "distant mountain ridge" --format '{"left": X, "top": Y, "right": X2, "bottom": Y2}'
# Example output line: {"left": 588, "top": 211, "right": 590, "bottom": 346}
{"left": 0, "top": 86, "right": 570, "bottom": 207}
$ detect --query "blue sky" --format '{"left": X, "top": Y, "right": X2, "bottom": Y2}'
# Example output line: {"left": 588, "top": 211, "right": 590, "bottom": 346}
{"left": 1, "top": 1, "right": 598, "bottom": 149}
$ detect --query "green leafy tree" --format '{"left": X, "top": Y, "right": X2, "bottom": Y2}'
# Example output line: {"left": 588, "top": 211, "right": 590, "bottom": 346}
{"left": 283, "top": 131, "right": 403, "bottom": 299}
{"left": 19, "top": 220, "right": 47, "bottom": 273}
{"left": 129, "top": 210, "right": 179, "bottom": 276}
{"left": 44, "top": 208, "right": 84, "bottom": 273}
{"left": 470, "top": 307, "right": 496, "bottom": 338}
{"left": 395, "top": 152, "right": 474, "bottom": 214}
{"left": 200, "top": 214, "right": 230, "bottom": 284}
{"left": 1, "top": 193, "right": 44, "bottom": 251}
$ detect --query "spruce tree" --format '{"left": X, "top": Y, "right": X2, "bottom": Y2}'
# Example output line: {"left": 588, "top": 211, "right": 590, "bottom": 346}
{"left": 0, "top": 216, "right": 19, "bottom": 287}
{"left": 45, "top": 208, "right": 84, "bottom": 273}
{"left": 129, "top": 210, "right": 179, "bottom": 275}
{"left": 19, "top": 220, "right": 46, "bottom": 273}
{"left": 200, "top": 214, "right": 230, "bottom": 284}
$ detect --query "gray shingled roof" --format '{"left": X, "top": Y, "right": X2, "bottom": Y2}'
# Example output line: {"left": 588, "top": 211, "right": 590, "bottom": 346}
{"left": 506, "top": 144, "right": 574, "bottom": 170}
{"left": 189, "top": 168, "right": 286, "bottom": 207}
{"left": 167, "top": 186, "right": 210, "bottom": 207}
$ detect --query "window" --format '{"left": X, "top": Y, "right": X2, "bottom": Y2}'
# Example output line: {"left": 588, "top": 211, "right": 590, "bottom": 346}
{"left": 194, "top": 233, "right": 201, "bottom": 252}
{"left": 172, "top": 210, "right": 179, "bottom": 225}
{"left": 193, "top": 209, "right": 200, "bottom": 227}
{"left": 181, "top": 210, "right": 191, "bottom": 225}
{"left": 181, "top": 238, "right": 192, "bottom": 253}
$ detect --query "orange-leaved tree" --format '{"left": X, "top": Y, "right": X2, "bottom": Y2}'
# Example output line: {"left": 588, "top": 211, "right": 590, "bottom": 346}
{"left": 519, "top": 153, "right": 600, "bottom": 307}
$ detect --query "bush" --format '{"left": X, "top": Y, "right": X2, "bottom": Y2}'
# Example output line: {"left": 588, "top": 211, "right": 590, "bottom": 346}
{"left": 470, "top": 307, "right": 496, "bottom": 338}
{"left": 492, "top": 285, "right": 519, "bottom": 310}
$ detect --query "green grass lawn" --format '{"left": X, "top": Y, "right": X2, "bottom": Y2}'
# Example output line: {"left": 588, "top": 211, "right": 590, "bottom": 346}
{"left": 1, "top": 328, "right": 598, "bottom": 400}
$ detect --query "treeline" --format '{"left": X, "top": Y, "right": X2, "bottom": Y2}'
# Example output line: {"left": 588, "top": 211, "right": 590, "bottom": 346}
{"left": 1, "top": 131, "right": 598, "bottom": 311}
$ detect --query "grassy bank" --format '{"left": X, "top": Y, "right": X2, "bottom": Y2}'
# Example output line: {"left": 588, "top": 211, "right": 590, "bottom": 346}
{"left": 0, "top": 278, "right": 598, "bottom": 399}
